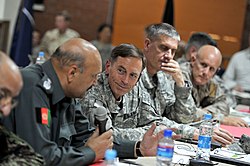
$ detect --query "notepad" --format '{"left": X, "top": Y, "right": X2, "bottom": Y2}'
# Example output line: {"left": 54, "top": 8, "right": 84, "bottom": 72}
{"left": 220, "top": 125, "right": 250, "bottom": 138}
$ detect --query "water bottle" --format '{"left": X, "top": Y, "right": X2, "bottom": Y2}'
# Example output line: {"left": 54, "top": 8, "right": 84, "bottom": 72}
{"left": 104, "top": 149, "right": 117, "bottom": 166}
{"left": 156, "top": 129, "right": 174, "bottom": 166}
{"left": 196, "top": 114, "right": 213, "bottom": 161}
{"left": 36, "top": 51, "right": 46, "bottom": 64}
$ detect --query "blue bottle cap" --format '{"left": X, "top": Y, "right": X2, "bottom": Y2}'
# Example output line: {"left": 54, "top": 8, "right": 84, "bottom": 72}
{"left": 39, "top": 51, "right": 45, "bottom": 57}
{"left": 204, "top": 114, "right": 212, "bottom": 120}
{"left": 105, "top": 149, "right": 117, "bottom": 160}
{"left": 164, "top": 129, "right": 172, "bottom": 137}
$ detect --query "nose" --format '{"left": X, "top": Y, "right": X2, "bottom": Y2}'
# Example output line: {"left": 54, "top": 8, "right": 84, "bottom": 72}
{"left": 121, "top": 74, "right": 129, "bottom": 85}
{"left": 202, "top": 67, "right": 210, "bottom": 76}
{"left": 164, "top": 50, "right": 174, "bottom": 60}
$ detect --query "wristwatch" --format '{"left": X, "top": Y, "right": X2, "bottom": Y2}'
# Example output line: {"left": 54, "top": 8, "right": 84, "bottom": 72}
{"left": 136, "top": 141, "right": 143, "bottom": 157}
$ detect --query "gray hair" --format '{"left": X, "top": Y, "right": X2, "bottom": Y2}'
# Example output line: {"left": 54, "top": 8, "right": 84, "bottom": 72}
{"left": 185, "top": 32, "right": 217, "bottom": 53}
{"left": 51, "top": 47, "right": 85, "bottom": 73}
{"left": 145, "top": 23, "right": 180, "bottom": 41}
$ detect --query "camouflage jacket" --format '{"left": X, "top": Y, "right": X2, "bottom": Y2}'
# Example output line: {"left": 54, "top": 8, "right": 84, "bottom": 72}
{"left": 81, "top": 72, "right": 155, "bottom": 141}
{"left": 139, "top": 68, "right": 198, "bottom": 123}
{"left": 180, "top": 62, "right": 236, "bottom": 121}
{"left": 81, "top": 72, "right": 196, "bottom": 141}
{"left": 137, "top": 69, "right": 196, "bottom": 138}
{"left": 0, "top": 124, "right": 44, "bottom": 166}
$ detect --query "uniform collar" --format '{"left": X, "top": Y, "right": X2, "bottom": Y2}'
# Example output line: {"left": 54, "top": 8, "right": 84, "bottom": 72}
{"left": 42, "top": 60, "right": 66, "bottom": 105}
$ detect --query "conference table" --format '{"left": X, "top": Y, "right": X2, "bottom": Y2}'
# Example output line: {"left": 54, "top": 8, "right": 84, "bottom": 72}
{"left": 92, "top": 105, "right": 250, "bottom": 166}
{"left": 125, "top": 156, "right": 234, "bottom": 166}
{"left": 123, "top": 139, "right": 250, "bottom": 166}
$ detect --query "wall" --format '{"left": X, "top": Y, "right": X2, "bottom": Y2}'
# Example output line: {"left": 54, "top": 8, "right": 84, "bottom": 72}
{"left": 112, "top": 0, "right": 248, "bottom": 69}
{"left": 112, "top": 0, "right": 166, "bottom": 48}
{"left": 34, "top": 0, "right": 112, "bottom": 41}
{"left": 175, "top": 0, "right": 247, "bottom": 68}
{"left": 0, "top": 0, "right": 21, "bottom": 54}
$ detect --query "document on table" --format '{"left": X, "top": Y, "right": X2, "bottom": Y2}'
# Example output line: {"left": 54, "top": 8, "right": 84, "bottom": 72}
{"left": 211, "top": 148, "right": 250, "bottom": 165}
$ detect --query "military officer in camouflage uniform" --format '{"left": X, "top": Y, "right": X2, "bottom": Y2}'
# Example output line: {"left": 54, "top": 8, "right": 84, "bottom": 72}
{"left": 0, "top": 51, "right": 44, "bottom": 165}
{"left": 81, "top": 41, "right": 233, "bottom": 146}
{"left": 139, "top": 23, "right": 234, "bottom": 145}
{"left": 180, "top": 45, "right": 248, "bottom": 127}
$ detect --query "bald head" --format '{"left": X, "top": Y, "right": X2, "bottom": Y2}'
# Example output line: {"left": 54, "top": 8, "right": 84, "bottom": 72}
{"left": 197, "top": 45, "right": 222, "bottom": 66}
{"left": 191, "top": 45, "right": 222, "bottom": 85}
{"left": 51, "top": 38, "right": 102, "bottom": 98}
{"left": 0, "top": 51, "right": 23, "bottom": 96}
{"left": 51, "top": 38, "right": 102, "bottom": 71}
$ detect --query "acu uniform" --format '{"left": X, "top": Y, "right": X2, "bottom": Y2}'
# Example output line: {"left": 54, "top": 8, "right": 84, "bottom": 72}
{"left": 81, "top": 72, "right": 155, "bottom": 141}
{"left": 82, "top": 71, "right": 196, "bottom": 141}
{"left": 0, "top": 124, "right": 44, "bottom": 165}
{"left": 138, "top": 69, "right": 196, "bottom": 139}
{"left": 180, "top": 62, "right": 236, "bottom": 122}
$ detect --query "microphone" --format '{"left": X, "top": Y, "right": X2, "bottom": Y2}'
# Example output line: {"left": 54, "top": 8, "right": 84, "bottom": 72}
{"left": 94, "top": 106, "right": 112, "bottom": 135}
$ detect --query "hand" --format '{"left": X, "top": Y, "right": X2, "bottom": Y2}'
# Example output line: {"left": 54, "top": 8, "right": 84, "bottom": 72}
{"left": 212, "top": 128, "right": 234, "bottom": 146}
{"left": 160, "top": 59, "right": 185, "bottom": 87}
{"left": 139, "top": 123, "right": 181, "bottom": 156}
{"left": 221, "top": 117, "right": 249, "bottom": 127}
{"left": 233, "top": 85, "right": 244, "bottom": 92}
{"left": 85, "top": 128, "right": 113, "bottom": 162}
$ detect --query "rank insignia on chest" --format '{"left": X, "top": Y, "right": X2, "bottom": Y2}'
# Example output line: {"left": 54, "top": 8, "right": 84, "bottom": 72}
{"left": 36, "top": 107, "right": 51, "bottom": 126}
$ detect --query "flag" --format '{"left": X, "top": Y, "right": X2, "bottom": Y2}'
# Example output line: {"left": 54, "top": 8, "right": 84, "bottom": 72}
{"left": 162, "top": 0, "right": 174, "bottom": 26}
{"left": 10, "top": 0, "right": 34, "bottom": 67}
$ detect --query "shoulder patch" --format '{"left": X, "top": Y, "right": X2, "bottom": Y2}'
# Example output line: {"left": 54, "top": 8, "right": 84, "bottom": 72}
{"left": 36, "top": 107, "right": 51, "bottom": 126}
{"left": 43, "top": 78, "right": 52, "bottom": 90}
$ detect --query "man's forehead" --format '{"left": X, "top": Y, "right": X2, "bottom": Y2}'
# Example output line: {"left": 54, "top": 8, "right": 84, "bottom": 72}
{"left": 156, "top": 35, "right": 178, "bottom": 46}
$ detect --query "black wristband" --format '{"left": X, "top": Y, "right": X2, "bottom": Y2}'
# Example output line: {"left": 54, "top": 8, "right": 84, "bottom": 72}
{"left": 136, "top": 141, "right": 143, "bottom": 157}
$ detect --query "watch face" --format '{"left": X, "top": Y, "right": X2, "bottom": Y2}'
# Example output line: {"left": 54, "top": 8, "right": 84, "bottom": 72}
{"left": 184, "top": 81, "right": 189, "bottom": 87}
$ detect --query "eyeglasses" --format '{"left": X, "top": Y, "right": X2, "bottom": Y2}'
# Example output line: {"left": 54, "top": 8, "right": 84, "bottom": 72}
{"left": 0, "top": 88, "right": 18, "bottom": 111}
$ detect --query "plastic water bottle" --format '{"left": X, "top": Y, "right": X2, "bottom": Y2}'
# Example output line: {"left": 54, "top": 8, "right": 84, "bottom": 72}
{"left": 104, "top": 149, "right": 117, "bottom": 166}
{"left": 196, "top": 114, "right": 213, "bottom": 161}
{"left": 36, "top": 51, "right": 46, "bottom": 64}
{"left": 156, "top": 129, "right": 174, "bottom": 166}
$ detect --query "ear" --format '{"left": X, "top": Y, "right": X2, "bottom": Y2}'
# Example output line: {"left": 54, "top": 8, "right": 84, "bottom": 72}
{"left": 67, "top": 65, "right": 78, "bottom": 83}
{"left": 186, "top": 46, "right": 197, "bottom": 61}
{"left": 190, "top": 53, "right": 197, "bottom": 66}
{"left": 105, "top": 60, "right": 111, "bottom": 74}
{"left": 190, "top": 52, "right": 197, "bottom": 62}
{"left": 144, "top": 38, "right": 151, "bottom": 51}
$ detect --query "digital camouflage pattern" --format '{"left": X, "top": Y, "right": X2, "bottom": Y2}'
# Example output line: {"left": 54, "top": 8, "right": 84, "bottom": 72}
{"left": 138, "top": 69, "right": 196, "bottom": 139}
{"left": 180, "top": 62, "right": 237, "bottom": 122}
{"left": 0, "top": 124, "right": 44, "bottom": 166}
{"left": 81, "top": 71, "right": 196, "bottom": 141}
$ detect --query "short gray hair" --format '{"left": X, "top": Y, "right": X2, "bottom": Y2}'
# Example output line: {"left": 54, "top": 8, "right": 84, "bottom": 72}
{"left": 145, "top": 23, "right": 180, "bottom": 41}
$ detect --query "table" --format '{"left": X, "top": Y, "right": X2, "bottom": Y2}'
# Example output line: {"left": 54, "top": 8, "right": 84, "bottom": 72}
{"left": 125, "top": 157, "right": 235, "bottom": 166}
